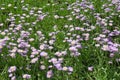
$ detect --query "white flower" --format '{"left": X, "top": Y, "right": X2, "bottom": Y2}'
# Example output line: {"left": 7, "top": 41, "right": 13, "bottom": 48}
{"left": 8, "top": 4, "right": 12, "bottom": 7}
{"left": 54, "top": 15, "right": 59, "bottom": 19}
{"left": 62, "top": 67, "right": 68, "bottom": 71}
{"left": 9, "top": 53, "right": 16, "bottom": 58}
{"left": 49, "top": 40, "right": 55, "bottom": 45}
{"left": 88, "top": 66, "right": 93, "bottom": 71}
{"left": 29, "top": 38, "right": 34, "bottom": 42}
{"left": 102, "top": 45, "right": 109, "bottom": 51}
{"left": 71, "top": 40, "right": 76, "bottom": 46}
{"left": 40, "top": 65, "right": 46, "bottom": 70}
{"left": 0, "top": 23, "right": 3, "bottom": 26}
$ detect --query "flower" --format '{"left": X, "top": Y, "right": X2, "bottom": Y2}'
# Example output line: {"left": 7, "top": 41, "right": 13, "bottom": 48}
{"left": 46, "top": 70, "right": 53, "bottom": 78}
{"left": 68, "top": 67, "right": 73, "bottom": 72}
{"left": 71, "top": 40, "right": 76, "bottom": 46}
{"left": 109, "top": 53, "right": 114, "bottom": 58}
{"left": 88, "top": 66, "right": 93, "bottom": 71}
{"left": 54, "top": 15, "right": 59, "bottom": 19}
{"left": 40, "top": 65, "right": 46, "bottom": 70}
{"left": 11, "top": 76, "right": 16, "bottom": 80}
{"left": 40, "top": 51, "right": 48, "bottom": 57}
{"left": 104, "top": 8, "right": 111, "bottom": 12}
{"left": 112, "top": 0, "right": 119, "bottom": 4}
{"left": 9, "top": 73, "right": 13, "bottom": 77}
{"left": 54, "top": 63, "right": 62, "bottom": 70}
{"left": 49, "top": 40, "right": 55, "bottom": 45}
{"left": 9, "top": 53, "right": 16, "bottom": 58}
{"left": 23, "top": 74, "right": 31, "bottom": 79}
{"left": 8, "top": 66, "right": 16, "bottom": 73}
{"left": 30, "top": 57, "right": 38, "bottom": 63}
{"left": 88, "top": 5, "right": 94, "bottom": 10}
{"left": 38, "top": 15, "right": 45, "bottom": 21}
{"left": 69, "top": 46, "right": 77, "bottom": 52}
{"left": 39, "top": 44, "right": 45, "bottom": 50}
{"left": 62, "top": 67, "right": 68, "bottom": 71}
{"left": 101, "top": 45, "right": 109, "bottom": 51}
{"left": 55, "top": 52, "right": 62, "bottom": 57}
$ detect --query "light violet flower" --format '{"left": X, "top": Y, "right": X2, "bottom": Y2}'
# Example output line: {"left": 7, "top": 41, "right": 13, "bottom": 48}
{"left": 40, "top": 51, "right": 48, "bottom": 57}
{"left": 112, "top": 0, "right": 119, "bottom": 4}
{"left": 39, "top": 44, "right": 45, "bottom": 50}
{"left": 69, "top": 46, "right": 77, "bottom": 52}
{"left": 8, "top": 66, "right": 16, "bottom": 73}
{"left": 49, "top": 58, "right": 58, "bottom": 64}
{"left": 46, "top": 70, "right": 53, "bottom": 78}
{"left": 55, "top": 52, "right": 62, "bottom": 57}
{"left": 38, "top": 15, "right": 45, "bottom": 21}
{"left": 23, "top": 74, "right": 31, "bottom": 79}
{"left": 9, "top": 73, "right": 13, "bottom": 77}
{"left": 11, "top": 76, "right": 16, "bottom": 80}
{"left": 68, "top": 67, "right": 73, "bottom": 72}
{"left": 88, "top": 5, "right": 94, "bottom": 10}
{"left": 54, "top": 63, "right": 62, "bottom": 70}
{"left": 109, "top": 53, "right": 115, "bottom": 58}
{"left": 30, "top": 57, "right": 38, "bottom": 63}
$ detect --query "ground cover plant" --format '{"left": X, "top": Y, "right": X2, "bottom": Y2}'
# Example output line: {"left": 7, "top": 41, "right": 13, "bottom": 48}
{"left": 0, "top": 0, "right": 120, "bottom": 80}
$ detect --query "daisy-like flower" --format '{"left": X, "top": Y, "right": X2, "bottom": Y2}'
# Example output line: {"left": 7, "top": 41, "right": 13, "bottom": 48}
{"left": 46, "top": 70, "right": 53, "bottom": 78}
{"left": 9, "top": 73, "right": 13, "bottom": 77}
{"left": 38, "top": 15, "right": 45, "bottom": 21}
{"left": 71, "top": 40, "right": 76, "bottom": 46}
{"left": 39, "top": 44, "right": 45, "bottom": 50}
{"left": 54, "top": 15, "right": 59, "bottom": 19}
{"left": 0, "top": 23, "right": 3, "bottom": 26}
{"left": 29, "top": 38, "right": 34, "bottom": 42}
{"left": 69, "top": 46, "right": 77, "bottom": 52}
{"left": 0, "top": 45, "right": 3, "bottom": 49}
{"left": 23, "top": 74, "right": 31, "bottom": 79}
{"left": 11, "top": 76, "right": 16, "bottom": 80}
{"left": 8, "top": 4, "right": 12, "bottom": 7}
{"left": 8, "top": 66, "right": 16, "bottom": 73}
{"left": 109, "top": 53, "right": 114, "bottom": 58}
{"left": 88, "top": 66, "right": 93, "bottom": 71}
{"left": 68, "top": 67, "right": 73, "bottom": 72}
{"left": 9, "top": 53, "right": 16, "bottom": 58}
{"left": 54, "top": 63, "right": 62, "bottom": 70}
{"left": 55, "top": 52, "right": 62, "bottom": 57}
{"left": 40, "top": 51, "right": 48, "bottom": 57}
{"left": 30, "top": 57, "right": 38, "bottom": 63}
{"left": 49, "top": 40, "right": 55, "bottom": 45}
{"left": 112, "top": 0, "right": 119, "bottom": 4}
{"left": 101, "top": 45, "right": 109, "bottom": 51}
{"left": 62, "top": 67, "right": 68, "bottom": 71}
{"left": 40, "top": 65, "right": 46, "bottom": 70}
{"left": 88, "top": 5, "right": 94, "bottom": 10}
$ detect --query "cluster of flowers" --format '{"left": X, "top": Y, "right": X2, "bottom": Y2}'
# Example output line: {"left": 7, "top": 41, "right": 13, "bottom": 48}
{"left": 0, "top": 0, "right": 120, "bottom": 79}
